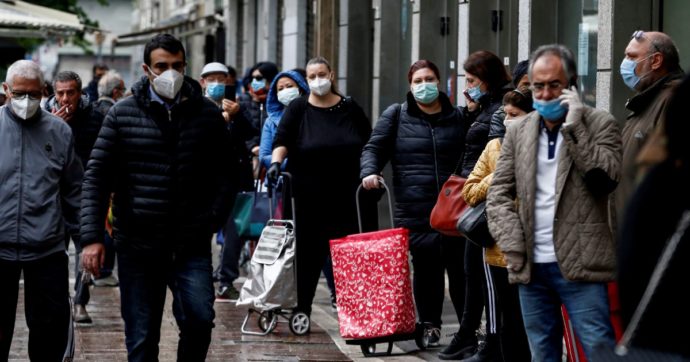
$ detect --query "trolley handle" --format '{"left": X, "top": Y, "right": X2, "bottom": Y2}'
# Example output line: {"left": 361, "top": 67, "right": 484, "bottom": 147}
{"left": 267, "top": 172, "right": 296, "bottom": 225}
{"left": 356, "top": 177, "right": 394, "bottom": 233}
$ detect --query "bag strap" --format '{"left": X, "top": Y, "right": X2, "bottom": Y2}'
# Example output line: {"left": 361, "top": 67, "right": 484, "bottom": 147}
{"left": 615, "top": 210, "right": 690, "bottom": 356}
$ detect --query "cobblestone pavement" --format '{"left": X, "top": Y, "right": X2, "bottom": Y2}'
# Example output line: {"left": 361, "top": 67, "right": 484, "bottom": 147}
{"left": 8, "top": 244, "right": 463, "bottom": 361}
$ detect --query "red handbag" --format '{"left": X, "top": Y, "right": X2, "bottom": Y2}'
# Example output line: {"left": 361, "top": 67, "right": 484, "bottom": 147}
{"left": 430, "top": 174, "right": 468, "bottom": 236}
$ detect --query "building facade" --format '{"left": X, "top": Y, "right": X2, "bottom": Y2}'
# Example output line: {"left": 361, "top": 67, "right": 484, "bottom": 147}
{"left": 117, "top": 0, "right": 688, "bottom": 123}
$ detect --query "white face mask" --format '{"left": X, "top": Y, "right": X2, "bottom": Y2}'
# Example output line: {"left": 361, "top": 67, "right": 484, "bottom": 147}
{"left": 504, "top": 114, "right": 528, "bottom": 128}
{"left": 148, "top": 67, "right": 184, "bottom": 99}
{"left": 308, "top": 77, "right": 331, "bottom": 96}
{"left": 277, "top": 87, "right": 300, "bottom": 106}
{"left": 11, "top": 96, "right": 41, "bottom": 120}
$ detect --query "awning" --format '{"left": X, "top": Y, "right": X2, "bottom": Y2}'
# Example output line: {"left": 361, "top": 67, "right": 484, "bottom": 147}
{"left": 114, "top": 12, "right": 221, "bottom": 47}
{"left": 0, "top": 0, "right": 83, "bottom": 38}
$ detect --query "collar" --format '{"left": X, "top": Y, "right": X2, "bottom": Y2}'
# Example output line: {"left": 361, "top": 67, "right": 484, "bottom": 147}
{"left": 539, "top": 118, "right": 562, "bottom": 134}
{"left": 149, "top": 87, "right": 180, "bottom": 110}
{"left": 97, "top": 96, "right": 117, "bottom": 105}
{"left": 626, "top": 71, "right": 684, "bottom": 114}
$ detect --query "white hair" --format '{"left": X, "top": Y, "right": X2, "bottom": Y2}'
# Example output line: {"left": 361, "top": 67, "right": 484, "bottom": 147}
{"left": 5, "top": 60, "right": 44, "bottom": 87}
{"left": 97, "top": 71, "right": 124, "bottom": 98}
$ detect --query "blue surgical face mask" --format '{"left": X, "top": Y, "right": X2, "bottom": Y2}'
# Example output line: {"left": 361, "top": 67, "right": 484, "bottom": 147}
{"left": 206, "top": 82, "right": 225, "bottom": 101}
{"left": 466, "top": 83, "right": 485, "bottom": 102}
{"left": 251, "top": 78, "right": 266, "bottom": 92}
{"left": 533, "top": 98, "right": 567, "bottom": 121}
{"left": 620, "top": 55, "right": 653, "bottom": 91}
{"left": 412, "top": 82, "right": 439, "bottom": 104}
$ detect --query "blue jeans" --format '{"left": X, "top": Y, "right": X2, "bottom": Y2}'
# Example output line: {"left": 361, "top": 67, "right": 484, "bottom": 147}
{"left": 518, "top": 262, "right": 614, "bottom": 361}
{"left": 118, "top": 250, "right": 215, "bottom": 362}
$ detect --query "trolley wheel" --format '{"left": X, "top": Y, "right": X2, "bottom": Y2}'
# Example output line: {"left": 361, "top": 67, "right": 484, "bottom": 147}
{"left": 258, "top": 311, "right": 277, "bottom": 332}
{"left": 414, "top": 323, "right": 429, "bottom": 350}
{"left": 360, "top": 343, "right": 376, "bottom": 357}
{"left": 289, "top": 312, "right": 310, "bottom": 335}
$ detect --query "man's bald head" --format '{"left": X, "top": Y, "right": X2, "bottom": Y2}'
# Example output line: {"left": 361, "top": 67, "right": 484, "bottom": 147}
{"left": 644, "top": 31, "right": 681, "bottom": 73}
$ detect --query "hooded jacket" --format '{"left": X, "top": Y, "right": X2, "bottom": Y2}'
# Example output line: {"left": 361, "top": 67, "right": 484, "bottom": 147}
{"left": 259, "top": 70, "right": 310, "bottom": 169}
{"left": 0, "top": 106, "right": 83, "bottom": 261}
{"left": 80, "top": 76, "right": 237, "bottom": 254}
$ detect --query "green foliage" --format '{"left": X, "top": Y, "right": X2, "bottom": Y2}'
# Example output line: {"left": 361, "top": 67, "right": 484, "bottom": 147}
{"left": 22, "top": 0, "right": 109, "bottom": 53}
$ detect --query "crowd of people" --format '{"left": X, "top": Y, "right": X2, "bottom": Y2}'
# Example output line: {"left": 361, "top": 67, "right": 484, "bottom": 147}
{"left": 0, "top": 30, "right": 688, "bottom": 362}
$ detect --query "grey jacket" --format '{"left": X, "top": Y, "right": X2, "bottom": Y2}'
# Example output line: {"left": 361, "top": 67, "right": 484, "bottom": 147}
{"left": 0, "top": 106, "right": 83, "bottom": 261}
{"left": 486, "top": 106, "right": 621, "bottom": 284}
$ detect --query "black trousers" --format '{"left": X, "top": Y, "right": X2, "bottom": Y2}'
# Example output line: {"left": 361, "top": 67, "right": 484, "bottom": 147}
{"left": 0, "top": 251, "right": 73, "bottom": 361}
{"left": 409, "top": 232, "right": 466, "bottom": 327}
{"left": 483, "top": 263, "right": 531, "bottom": 361}
{"left": 458, "top": 241, "right": 486, "bottom": 337}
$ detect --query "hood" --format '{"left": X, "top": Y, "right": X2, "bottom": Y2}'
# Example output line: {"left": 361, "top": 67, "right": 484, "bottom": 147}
{"left": 131, "top": 74, "right": 204, "bottom": 109}
{"left": 266, "top": 70, "right": 310, "bottom": 118}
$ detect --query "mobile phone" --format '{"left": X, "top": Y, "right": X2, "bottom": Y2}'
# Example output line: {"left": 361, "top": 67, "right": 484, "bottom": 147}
{"left": 463, "top": 90, "right": 472, "bottom": 102}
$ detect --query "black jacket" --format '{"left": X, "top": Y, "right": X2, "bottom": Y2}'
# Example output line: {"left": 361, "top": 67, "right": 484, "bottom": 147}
{"left": 44, "top": 95, "right": 100, "bottom": 166}
{"left": 361, "top": 92, "right": 465, "bottom": 232}
{"left": 238, "top": 92, "right": 265, "bottom": 150}
{"left": 460, "top": 84, "right": 511, "bottom": 177}
{"left": 80, "top": 76, "right": 237, "bottom": 254}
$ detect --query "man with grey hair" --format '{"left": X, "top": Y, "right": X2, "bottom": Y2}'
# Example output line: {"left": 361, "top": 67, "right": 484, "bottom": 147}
{"left": 617, "top": 30, "right": 684, "bottom": 220}
{"left": 486, "top": 44, "right": 621, "bottom": 360}
{"left": 0, "top": 59, "right": 81, "bottom": 361}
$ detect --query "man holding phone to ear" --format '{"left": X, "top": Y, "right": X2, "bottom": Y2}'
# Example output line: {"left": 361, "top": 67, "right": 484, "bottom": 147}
{"left": 486, "top": 44, "right": 621, "bottom": 360}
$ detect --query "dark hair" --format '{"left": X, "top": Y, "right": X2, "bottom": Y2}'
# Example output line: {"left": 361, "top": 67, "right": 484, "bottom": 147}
{"left": 92, "top": 63, "right": 108, "bottom": 77}
{"left": 463, "top": 50, "right": 511, "bottom": 93}
{"left": 407, "top": 59, "right": 441, "bottom": 84}
{"left": 649, "top": 33, "right": 682, "bottom": 73}
{"left": 226, "top": 65, "right": 237, "bottom": 78}
{"left": 306, "top": 56, "right": 339, "bottom": 94}
{"left": 512, "top": 60, "right": 530, "bottom": 88}
{"left": 502, "top": 87, "right": 534, "bottom": 113}
{"left": 143, "top": 34, "right": 186, "bottom": 67}
{"left": 291, "top": 68, "right": 307, "bottom": 79}
{"left": 53, "top": 70, "right": 82, "bottom": 90}
{"left": 528, "top": 44, "right": 578, "bottom": 86}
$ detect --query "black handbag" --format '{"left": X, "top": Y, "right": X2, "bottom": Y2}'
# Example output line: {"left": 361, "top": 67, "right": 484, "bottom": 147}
{"left": 456, "top": 201, "right": 494, "bottom": 248}
{"left": 593, "top": 211, "right": 690, "bottom": 361}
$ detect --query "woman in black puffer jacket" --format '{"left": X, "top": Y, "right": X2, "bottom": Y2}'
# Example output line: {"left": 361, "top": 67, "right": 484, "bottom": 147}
{"left": 443, "top": 50, "right": 513, "bottom": 360}
{"left": 361, "top": 60, "right": 466, "bottom": 348}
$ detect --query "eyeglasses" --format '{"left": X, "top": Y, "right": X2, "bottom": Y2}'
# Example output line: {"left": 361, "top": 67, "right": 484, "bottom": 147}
{"left": 529, "top": 81, "right": 565, "bottom": 94}
{"left": 7, "top": 86, "right": 42, "bottom": 101}
{"left": 253, "top": 75, "right": 264, "bottom": 81}
{"left": 632, "top": 30, "right": 661, "bottom": 53}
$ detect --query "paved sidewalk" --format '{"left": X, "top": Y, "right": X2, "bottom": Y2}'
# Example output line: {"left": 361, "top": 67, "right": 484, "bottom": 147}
{"left": 8, "top": 244, "right": 464, "bottom": 361}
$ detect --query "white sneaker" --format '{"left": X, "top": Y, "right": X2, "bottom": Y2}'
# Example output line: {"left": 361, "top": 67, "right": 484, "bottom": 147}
{"left": 92, "top": 274, "right": 119, "bottom": 287}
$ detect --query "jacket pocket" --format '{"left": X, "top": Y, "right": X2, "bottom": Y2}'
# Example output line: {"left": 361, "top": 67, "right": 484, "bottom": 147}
{"left": 578, "top": 222, "right": 614, "bottom": 271}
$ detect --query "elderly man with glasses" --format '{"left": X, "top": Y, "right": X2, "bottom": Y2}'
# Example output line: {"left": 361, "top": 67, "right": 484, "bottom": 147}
{"left": 486, "top": 44, "right": 621, "bottom": 361}
{"left": 616, "top": 30, "right": 684, "bottom": 220}
{"left": 0, "top": 60, "right": 82, "bottom": 361}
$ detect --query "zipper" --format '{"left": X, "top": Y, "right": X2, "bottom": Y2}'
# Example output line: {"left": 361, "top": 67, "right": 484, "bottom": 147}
{"left": 428, "top": 125, "right": 440, "bottom": 193}
{"left": 167, "top": 109, "right": 172, "bottom": 122}
{"left": 16, "top": 125, "right": 24, "bottom": 258}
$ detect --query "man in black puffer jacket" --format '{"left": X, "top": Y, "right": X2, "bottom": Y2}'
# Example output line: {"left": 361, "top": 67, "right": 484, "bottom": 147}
{"left": 80, "top": 34, "right": 237, "bottom": 362}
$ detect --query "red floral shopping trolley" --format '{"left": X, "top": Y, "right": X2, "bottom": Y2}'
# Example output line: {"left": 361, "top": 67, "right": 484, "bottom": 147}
{"left": 330, "top": 178, "right": 427, "bottom": 357}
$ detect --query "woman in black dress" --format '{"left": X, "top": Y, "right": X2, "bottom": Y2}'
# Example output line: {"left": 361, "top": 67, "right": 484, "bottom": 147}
{"left": 267, "top": 57, "right": 376, "bottom": 318}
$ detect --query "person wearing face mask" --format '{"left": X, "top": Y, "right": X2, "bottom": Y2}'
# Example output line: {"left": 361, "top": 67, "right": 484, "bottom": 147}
{"left": 616, "top": 30, "right": 684, "bottom": 223}
{"left": 437, "top": 50, "right": 513, "bottom": 360}
{"left": 459, "top": 88, "right": 533, "bottom": 362}
{"left": 486, "top": 44, "right": 621, "bottom": 361}
{"left": 79, "top": 34, "right": 238, "bottom": 361}
{"left": 199, "top": 61, "right": 258, "bottom": 302}
{"left": 259, "top": 69, "right": 309, "bottom": 170}
{"left": 360, "top": 59, "right": 467, "bottom": 350}
{"left": 238, "top": 61, "right": 279, "bottom": 169}
{"left": 0, "top": 60, "right": 82, "bottom": 361}
{"left": 266, "top": 56, "right": 378, "bottom": 321}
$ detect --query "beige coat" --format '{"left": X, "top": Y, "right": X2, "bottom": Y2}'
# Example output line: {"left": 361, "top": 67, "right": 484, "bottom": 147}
{"left": 486, "top": 106, "right": 622, "bottom": 284}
